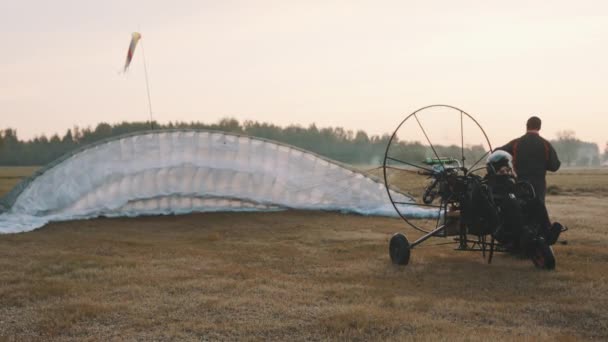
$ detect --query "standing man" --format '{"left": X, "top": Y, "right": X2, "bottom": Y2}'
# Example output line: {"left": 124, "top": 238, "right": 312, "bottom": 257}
{"left": 497, "top": 116, "right": 561, "bottom": 202}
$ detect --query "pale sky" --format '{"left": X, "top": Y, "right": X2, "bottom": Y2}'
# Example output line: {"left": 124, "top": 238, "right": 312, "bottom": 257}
{"left": 1, "top": 0, "right": 607, "bottom": 149}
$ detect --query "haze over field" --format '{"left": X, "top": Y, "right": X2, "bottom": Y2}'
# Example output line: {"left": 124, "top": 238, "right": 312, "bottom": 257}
{"left": 1, "top": 1, "right": 607, "bottom": 148}
{"left": 1, "top": 3, "right": 608, "bottom": 338}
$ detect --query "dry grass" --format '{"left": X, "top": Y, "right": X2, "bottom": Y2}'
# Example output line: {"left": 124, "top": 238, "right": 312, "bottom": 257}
{"left": 372, "top": 166, "right": 608, "bottom": 199}
{"left": 546, "top": 168, "right": 608, "bottom": 196}
{"left": 0, "top": 166, "right": 39, "bottom": 198}
{"left": 0, "top": 167, "right": 607, "bottom": 341}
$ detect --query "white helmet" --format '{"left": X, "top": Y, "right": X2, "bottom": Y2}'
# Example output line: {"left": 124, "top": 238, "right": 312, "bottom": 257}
{"left": 487, "top": 150, "right": 516, "bottom": 176}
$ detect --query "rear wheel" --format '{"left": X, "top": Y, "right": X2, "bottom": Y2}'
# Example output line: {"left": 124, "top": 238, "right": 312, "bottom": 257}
{"left": 530, "top": 238, "right": 556, "bottom": 270}
{"left": 389, "top": 233, "right": 411, "bottom": 265}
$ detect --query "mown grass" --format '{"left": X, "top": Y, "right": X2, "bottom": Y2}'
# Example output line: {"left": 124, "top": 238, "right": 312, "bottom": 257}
{"left": 1, "top": 208, "right": 607, "bottom": 340}
{"left": 0, "top": 166, "right": 39, "bottom": 198}
{"left": 0, "top": 167, "right": 607, "bottom": 340}
{"left": 369, "top": 166, "right": 608, "bottom": 198}
{"left": 546, "top": 169, "right": 608, "bottom": 196}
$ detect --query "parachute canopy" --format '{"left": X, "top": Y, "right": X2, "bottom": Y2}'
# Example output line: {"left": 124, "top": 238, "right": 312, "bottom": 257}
{"left": 0, "top": 130, "right": 435, "bottom": 233}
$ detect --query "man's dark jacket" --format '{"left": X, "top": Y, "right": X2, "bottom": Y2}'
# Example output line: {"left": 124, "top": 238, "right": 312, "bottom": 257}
{"left": 497, "top": 132, "right": 561, "bottom": 202}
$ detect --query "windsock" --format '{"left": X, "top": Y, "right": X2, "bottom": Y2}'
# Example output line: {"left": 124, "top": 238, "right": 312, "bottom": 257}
{"left": 123, "top": 32, "right": 142, "bottom": 72}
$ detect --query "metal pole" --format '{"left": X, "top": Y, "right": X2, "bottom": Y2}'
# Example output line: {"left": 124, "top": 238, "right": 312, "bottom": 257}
{"left": 139, "top": 37, "right": 154, "bottom": 130}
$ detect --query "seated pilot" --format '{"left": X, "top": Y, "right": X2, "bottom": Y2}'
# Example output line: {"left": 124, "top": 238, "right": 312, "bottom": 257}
{"left": 485, "top": 151, "right": 563, "bottom": 249}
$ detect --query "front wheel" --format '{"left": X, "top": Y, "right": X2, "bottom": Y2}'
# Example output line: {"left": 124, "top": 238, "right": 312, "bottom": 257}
{"left": 530, "top": 238, "right": 556, "bottom": 270}
{"left": 389, "top": 233, "right": 411, "bottom": 265}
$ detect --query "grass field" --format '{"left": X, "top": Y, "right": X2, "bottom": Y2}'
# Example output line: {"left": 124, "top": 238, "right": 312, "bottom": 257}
{"left": 1, "top": 167, "right": 607, "bottom": 340}
{"left": 0, "top": 167, "right": 38, "bottom": 199}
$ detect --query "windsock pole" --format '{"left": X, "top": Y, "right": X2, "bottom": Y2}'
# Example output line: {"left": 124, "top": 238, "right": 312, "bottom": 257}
{"left": 139, "top": 37, "right": 154, "bottom": 130}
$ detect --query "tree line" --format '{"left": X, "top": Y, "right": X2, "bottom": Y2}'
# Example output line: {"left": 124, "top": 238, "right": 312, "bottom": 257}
{"left": 0, "top": 119, "right": 605, "bottom": 167}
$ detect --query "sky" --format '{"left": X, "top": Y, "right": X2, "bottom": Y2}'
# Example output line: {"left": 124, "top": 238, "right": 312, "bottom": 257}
{"left": 1, "top": 0, "right": 607, "bottom": 149}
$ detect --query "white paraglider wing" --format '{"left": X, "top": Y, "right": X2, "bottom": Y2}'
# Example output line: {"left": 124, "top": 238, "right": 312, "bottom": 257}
{"left": 0, "top": 130, "right": 435, "bottom": 233}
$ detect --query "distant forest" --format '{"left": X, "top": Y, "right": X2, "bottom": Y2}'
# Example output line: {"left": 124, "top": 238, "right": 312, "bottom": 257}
{"left": 0, "top": 119, "right": 606, "bottom": 167}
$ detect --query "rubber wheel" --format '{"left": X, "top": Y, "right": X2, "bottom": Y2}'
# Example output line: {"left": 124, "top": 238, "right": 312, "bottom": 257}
{"left": 530, "top": 238, "right": 556, "bottom": 270}
{"left": 389, "top": 233, "right": 411, "bottom": 265}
